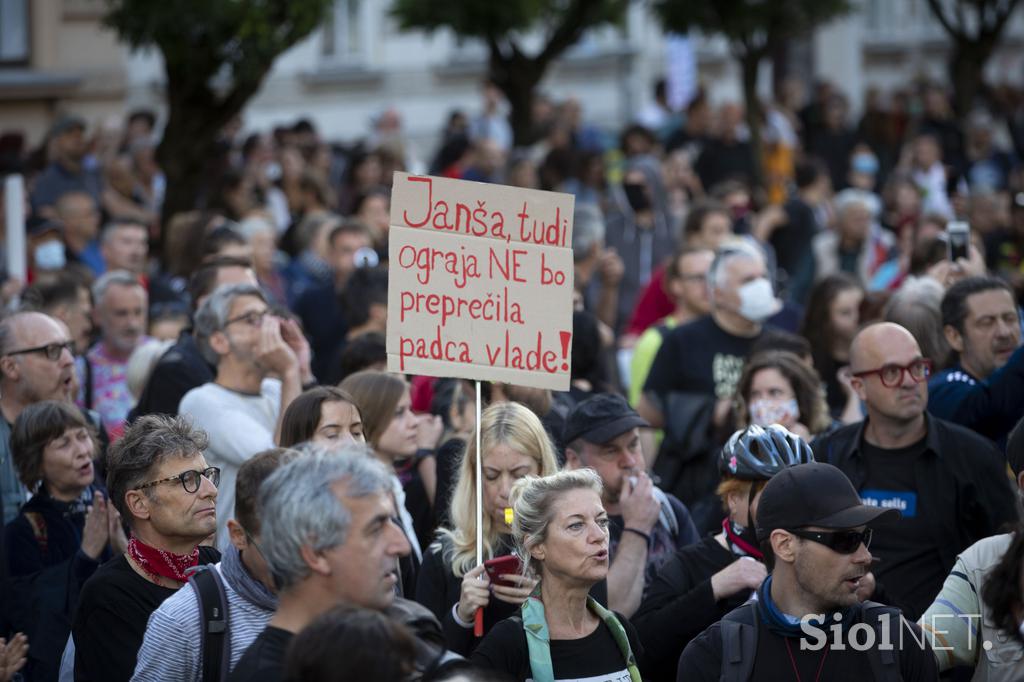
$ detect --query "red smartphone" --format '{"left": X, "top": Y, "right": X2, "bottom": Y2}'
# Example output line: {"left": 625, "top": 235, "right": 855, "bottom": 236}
{"left": 483, "top": 555, "right": 522, "bottom": 587}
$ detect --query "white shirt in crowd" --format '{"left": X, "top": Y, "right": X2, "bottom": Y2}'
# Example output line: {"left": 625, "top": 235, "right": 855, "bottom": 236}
{"left": 178, "top": 379, "right": 280, "bottom": 546}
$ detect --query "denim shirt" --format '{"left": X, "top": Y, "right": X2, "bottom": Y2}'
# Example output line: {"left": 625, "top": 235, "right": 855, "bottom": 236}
{"left": 0, "top": 417, "right": 27, "bottom": 524}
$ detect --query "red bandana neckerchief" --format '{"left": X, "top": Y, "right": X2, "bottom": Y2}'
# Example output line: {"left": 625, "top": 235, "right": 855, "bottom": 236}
{"left": 127, "top": 535, "right": 199, "bottom": 584}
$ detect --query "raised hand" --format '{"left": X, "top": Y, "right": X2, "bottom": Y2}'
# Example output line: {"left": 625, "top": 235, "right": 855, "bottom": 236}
{"left": 711, "top": 556, "right": 767, "bottom": 600}
{"left": 618, "top": 471, "right": 659, "bottom": 535}
{"left": 81, "top": 491, "right": 111, "bottom": 560}
{"left": 0, "top": 633, "right": 28, "bottom": 682}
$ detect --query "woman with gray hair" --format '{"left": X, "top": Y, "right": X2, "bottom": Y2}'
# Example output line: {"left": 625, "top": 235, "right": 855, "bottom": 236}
{"left": 471, "top": 469, "right": 643, "bottom": 682}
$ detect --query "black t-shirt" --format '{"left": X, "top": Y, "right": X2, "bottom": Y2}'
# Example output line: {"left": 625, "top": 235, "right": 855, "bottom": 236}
{"left": 644, "top": 315, "right": 762, "bottom": 401}
{"left": 633, "top": 537, "right": 748, "bottom": 682}
{"left": 471, "top": 612, "right": 643, "bottom": 682}
{"left": 72, "top": 546, "right": 220, "bottom": 682}
{"left": 228, "top": 625, "right": 293, "bottom": 682}
{"left": 859, "top": 436, "right": 946, "bottom": 619}
{"left": 130, "top": 331, "right": 214, "bottom": 419}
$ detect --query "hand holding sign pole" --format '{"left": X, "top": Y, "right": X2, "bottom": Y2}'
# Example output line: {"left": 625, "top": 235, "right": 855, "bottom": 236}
{"left": 387, "top": 172, "right": 574, "bottom": 638}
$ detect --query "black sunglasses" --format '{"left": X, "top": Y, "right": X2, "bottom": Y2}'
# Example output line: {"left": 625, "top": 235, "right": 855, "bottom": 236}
{"left": 4, "top": 341, "right": 74, "bottom": 361}
{"left": 788, "top": 528, "right": 872, "bottom": 554}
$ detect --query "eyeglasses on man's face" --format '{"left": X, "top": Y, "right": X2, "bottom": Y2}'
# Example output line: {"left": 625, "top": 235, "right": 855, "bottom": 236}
{"left": 4, "top": 341, "right": 74, "bottom": 361}
{"left": 137, "top": 466, "right": 220, "bottom": 494}
{"left": 851, "top": 359, "right": 932, "bottom": 388}
{"left": 225, "top": 309, "right": 270, "bottom": 329}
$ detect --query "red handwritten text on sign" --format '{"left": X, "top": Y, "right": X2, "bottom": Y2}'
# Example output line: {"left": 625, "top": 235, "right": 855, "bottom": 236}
{"left": 387, "top": 173, "right": 574, "bottom": 391}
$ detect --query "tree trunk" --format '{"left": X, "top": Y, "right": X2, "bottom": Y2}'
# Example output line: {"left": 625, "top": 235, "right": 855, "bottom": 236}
{"left": 156, "top": 59, "right": 266, "bottom": 267}
{"left": 948, "top": 39, "right": 993, "bottom": 117}
{"left": 504, "top": 78, "right": 537, "bottom": 148}
{"left": 739, "top": 53, "right": 766, "bottom": 191}
{"left": 488, "top": 50, "right": 542, "bottom": 148}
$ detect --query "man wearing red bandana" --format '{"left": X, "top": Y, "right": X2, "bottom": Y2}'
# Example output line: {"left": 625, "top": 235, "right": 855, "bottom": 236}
{"left": 71, "top": 414, "right": 220, "bottom": 681}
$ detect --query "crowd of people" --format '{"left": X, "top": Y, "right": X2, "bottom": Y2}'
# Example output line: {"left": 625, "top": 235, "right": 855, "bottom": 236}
{"left": 0, "top": 71, "right": 1023, "bottom": 681}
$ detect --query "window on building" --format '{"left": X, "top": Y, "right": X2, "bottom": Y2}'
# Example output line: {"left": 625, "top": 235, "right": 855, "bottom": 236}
{"left": 322, "top": 0, "right": 365, "bottom": 64}
{"left": 0, "top": 0, "right": 29, "bottom": 64}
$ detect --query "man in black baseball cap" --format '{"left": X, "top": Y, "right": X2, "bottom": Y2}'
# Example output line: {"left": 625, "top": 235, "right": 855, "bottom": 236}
{"left": 563, "top": 394, "right": 698, "bottom": 617}
{"left": 679, "top": 462, "right": 938, "bottom": 681}
{"left": 31, "top": 113, "right": 101, "bottom": 216}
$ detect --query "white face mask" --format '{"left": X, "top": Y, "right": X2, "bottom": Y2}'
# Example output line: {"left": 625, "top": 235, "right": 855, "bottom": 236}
{"left": 750, "top": 398, "right": 800, "bottom": 427}
{"left": 737, "top": 277, "right": 779, "bottom": 322}
{"left": 34, "top": 240, "right": 66, "bottom": 270}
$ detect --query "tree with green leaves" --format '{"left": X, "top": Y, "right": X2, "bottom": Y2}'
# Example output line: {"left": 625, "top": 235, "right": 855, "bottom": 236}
{"left": 104, "top": 0, "right": 333, "bottom": 230}
{"left": 653, "top": 0, "right": 850, "bottom": 188}
{"left": 924, "top": 0, "right": 1022, "bottom": 116}
{"left": 391, "top": 0, "right": 629, "bottom": 147}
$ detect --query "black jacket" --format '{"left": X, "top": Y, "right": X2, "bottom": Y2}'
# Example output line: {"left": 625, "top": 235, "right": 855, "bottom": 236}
{"left": 632, "top": 536, "right": 748, "bottom": 682}
{"left": 4, "top": 488, "right": 107, "bottom": 681}
{"left": 812, "top": 416, "right": 1019, "bottom": 596}
{"left": 130, "top": 330, "right": 214, "bottom": 419}
{"left": 677, "top": 597, "right": 938, "bottom": 681}
{"left": 415, "top": 534, "right": 521, "bottom": 656}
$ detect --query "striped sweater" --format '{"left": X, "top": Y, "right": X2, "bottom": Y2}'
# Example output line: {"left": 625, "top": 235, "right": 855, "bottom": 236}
{"left": 130, "top": 563, "right": 273, "bottom": 681}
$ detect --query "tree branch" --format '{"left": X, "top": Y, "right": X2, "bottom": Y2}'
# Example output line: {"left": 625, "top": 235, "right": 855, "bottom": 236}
{"left": 926, "top": 0, "right": 966, "bottom": 40}
{"left": 536, "top": 0, "right": 595, "bottom": 68}
{"left": 985, "top": 0, "right": 1022, "bottom": 39}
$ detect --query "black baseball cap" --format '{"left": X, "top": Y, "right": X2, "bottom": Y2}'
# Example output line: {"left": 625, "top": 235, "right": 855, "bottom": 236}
{"left": 27, "top": 215, "right": 63, "bottom": 238}
{"left": 563, "top": 394, "right": 649, "bottom": 445}
{"left": 49, "top": 115, "right": 86, "bottom": 137}
{"left": 755, "top": 462, "right": 900, "bottom": 541}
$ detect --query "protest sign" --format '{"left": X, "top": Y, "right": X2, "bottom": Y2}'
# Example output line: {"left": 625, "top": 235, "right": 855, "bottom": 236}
{"left": 387, "top": 172, "right": 575, "bottom": 390}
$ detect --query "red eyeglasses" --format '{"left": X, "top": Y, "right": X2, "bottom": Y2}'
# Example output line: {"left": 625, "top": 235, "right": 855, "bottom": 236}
{"left": 851, "top": 359, "right": 933, "bottom": 388}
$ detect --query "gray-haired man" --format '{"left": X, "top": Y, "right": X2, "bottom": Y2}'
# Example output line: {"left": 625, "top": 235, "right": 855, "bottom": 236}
{"left": 229, "top": 449, "right": 430, "bottom": 682}
{"left": 639, "top": 240, "right": 780, "bottom": 534}
{"left": 78, "top": 269, "right": 148, "bottom": 440}
{"left": 178, "top": 283, "right": 312, "bottom": 543}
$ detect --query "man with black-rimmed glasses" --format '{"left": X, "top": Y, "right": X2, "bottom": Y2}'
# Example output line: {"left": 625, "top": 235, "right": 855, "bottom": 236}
{"left": 0, "top": 311, "right": 77, "bottom": 523}
{"left": 72, "top": 414, "right": 221, "bottom": 682}
{"left": 812, "top": 322, "right": 1017, "bottom": 620}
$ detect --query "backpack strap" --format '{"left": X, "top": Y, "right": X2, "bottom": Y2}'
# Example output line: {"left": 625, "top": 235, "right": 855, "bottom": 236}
{"left": 718, "top": 602, "right": 758, "bottom": 682}
{"left": 189, "top": 565, "right": 231, "bottom": 682}
{"left": 860, "top": 601, "right": 903, "bottom": 682}
{"left": 82, "top": 356, "right": 94, "bottom": 411}
{"left": 24, "top": 511, "right": 49, "bottom": 561}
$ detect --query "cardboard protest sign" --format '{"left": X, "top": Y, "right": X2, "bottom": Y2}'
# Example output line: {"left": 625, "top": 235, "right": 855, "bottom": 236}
{"left": 387, "top": 172, "right": 574, "bottom": 390}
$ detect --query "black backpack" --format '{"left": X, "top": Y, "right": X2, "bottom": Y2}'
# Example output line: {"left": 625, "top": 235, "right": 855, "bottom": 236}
{"left": 717, "top": 600, "right": 904, "bottom": 682}
{"left": 188, "top": 566, "right": 231, "bottom": 682}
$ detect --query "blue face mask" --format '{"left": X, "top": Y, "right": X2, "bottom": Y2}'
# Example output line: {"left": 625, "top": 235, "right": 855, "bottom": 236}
{"left": 851, "top": 154, "right": 879, "bottom": 176}
{"left": 34, "top": 240, "right": 66, "bottom": 270}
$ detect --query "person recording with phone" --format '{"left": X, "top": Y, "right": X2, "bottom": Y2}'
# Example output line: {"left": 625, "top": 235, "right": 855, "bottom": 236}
{"left": 414, "top": 402, "right": 557, "bottom": 655}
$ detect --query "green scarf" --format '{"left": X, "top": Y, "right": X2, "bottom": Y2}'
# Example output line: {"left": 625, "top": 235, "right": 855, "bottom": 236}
{"left": 521, "top": 590, "right": 642, "bottom": 682}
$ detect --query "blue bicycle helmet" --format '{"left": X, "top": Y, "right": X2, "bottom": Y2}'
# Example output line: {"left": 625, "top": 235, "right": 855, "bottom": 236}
{"left": 719, "top": 424, "right": 814, "bottom": 480}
